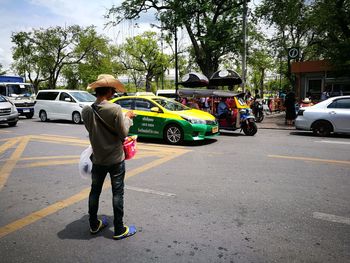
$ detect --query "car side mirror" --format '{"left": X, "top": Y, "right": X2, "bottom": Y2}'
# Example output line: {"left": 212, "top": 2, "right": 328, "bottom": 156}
{"left": 151, "top": 107, "right": 160, "bottom": 113}
{"left": 64, "top": 98, "right": 72, "bottom": 102}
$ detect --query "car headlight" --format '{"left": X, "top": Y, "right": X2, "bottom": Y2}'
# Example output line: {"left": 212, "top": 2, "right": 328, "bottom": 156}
{"left": 182, "top": 116, "right": 206, "bottom": 124}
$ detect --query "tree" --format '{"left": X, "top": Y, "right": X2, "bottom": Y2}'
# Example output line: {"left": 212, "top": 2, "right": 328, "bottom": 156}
{"left": 118, "top": 31, "right": 171, "bottom": 91}
{"left": 106, "top": 0, "right": 245, "bottom": 79}
{"left": 311, "top": 0, "right": 350, "bottom": 74}
{"left": 0, "top": 63, "right": 6, "bottom": 75}
{"left": 256, "top": 0, "right": 317, "bottom": 86}
{"left": 11, "top": 25, "right": 105, "bottom": 91}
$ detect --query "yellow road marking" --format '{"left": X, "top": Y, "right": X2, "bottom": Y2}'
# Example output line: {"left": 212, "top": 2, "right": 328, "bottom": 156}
{"left": 0, "top": 137, "right": 30, "bottom": 190}
{"left": 19, "top": 155, "right": 80, "bottom": 161}
{"left": 16, "top": 159, "right": 80, "bottom": 168}
{"left": 0, "top": 138, "right": 20, "bottom": 155}
{"left": 0, "top": 145, "right": 190, "bottom": 238}
{"left": 40, "top": 134, "right": 79, "bottom": 139}
{"left": 268, "top": 154, "right": 350, "bottom": 166}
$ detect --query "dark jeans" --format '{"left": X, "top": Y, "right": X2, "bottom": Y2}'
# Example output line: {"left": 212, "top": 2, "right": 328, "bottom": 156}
{"left": 89, "top": 161, "right": 125, "bottom": 234}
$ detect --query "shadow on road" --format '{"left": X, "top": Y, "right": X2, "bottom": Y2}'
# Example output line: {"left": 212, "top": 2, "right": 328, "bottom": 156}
{"left": 290, "top": 131, "right": 350, "bottom": 139}
{"left": 57, "top": 215, "right": 114, "bottom": 240}
{"left": 137, "top": 137, "right": 218, "bottom": 147}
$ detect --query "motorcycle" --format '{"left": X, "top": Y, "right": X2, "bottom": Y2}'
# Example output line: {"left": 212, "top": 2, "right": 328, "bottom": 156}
{"left": 251, "top": 99, "right": 264, "bottom": 123}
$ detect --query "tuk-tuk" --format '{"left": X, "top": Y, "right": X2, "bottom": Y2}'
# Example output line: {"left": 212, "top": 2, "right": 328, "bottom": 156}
{"left": 177, "top": 69, "right": 257, "bottom": 136}
{"left": 178, "top": 89, "right": 257, "bottom": 136}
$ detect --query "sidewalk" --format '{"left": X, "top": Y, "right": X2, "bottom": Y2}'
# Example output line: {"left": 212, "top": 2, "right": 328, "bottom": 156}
{"left": 256, "top": 111, "right": 296, "bottom": 130}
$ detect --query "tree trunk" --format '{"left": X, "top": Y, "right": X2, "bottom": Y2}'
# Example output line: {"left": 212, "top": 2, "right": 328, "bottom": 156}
{"left": 260, "top": 68, "right": 265, "bottom": 98}
{"left": 145, "top": 74, "right": 152, "bottom": 92}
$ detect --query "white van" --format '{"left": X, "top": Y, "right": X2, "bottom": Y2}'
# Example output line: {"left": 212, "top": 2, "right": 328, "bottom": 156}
{"left": 34, "top": 90, "right": 96, "bottom": 124}
{"left": 155, "top": 89, "right": 177, "bottom": 99}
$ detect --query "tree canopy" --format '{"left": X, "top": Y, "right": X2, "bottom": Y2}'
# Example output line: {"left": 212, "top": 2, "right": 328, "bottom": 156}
{"left": 106, "top": 0, "right": 245, "bottom": 79}
{"left": 11, "top": 25, "right": 107, "bottom": 91}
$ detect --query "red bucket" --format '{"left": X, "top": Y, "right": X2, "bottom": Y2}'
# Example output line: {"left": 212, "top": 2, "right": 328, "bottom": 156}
{"left": 123, "top": 136, "right": 137, "bottom": 160}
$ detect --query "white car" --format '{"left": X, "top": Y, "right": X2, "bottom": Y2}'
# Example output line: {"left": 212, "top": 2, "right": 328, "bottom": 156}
{"left": 0, "top": 95, "right": 19, "bottom": 126}
{"left": 34, "top": 90, "right": 96, "bottom": 124}
{"left": 295, "top": 96, "right": 350, "bottom": 136}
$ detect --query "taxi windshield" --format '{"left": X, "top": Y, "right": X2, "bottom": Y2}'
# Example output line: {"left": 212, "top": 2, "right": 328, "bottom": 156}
{"left": 153, "top": 98, "right": 189, "bottom": 111}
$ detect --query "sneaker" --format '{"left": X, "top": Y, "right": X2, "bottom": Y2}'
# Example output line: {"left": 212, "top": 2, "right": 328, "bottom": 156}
{"left": 90, "top": 217, "right": 108, "bottom": 235}
{"left": 113, "top": 225, "right": 137, "bottom": 240}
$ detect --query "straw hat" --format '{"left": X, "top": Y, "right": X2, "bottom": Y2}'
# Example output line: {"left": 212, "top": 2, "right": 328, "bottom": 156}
{"left": 302, "top": 98, "right": 311, "bottom": 103}
{"left": 87, "top": 74, "right": 125, "bottom": 92}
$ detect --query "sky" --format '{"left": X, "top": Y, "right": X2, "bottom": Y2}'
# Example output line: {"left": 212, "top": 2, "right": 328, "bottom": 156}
{"left": 0, "top": 0, "right": 263, "bottom": 75}
{"left": 0, "top": 0, "right": 156, "bottom": 73}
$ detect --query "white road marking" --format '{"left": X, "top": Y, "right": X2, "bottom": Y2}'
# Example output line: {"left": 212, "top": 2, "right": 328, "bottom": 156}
{"left": 125, "top": 185, "right": 176, "bottom": 197}
{"left": 313, "top": 212, "right": 350, "bottom": 225}
{"left": 315, "top": 140, "right": 350, "bottom": 145}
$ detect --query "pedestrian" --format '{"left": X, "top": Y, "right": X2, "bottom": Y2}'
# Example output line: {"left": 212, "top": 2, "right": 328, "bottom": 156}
{"left": 321, "top": 88, "right": 330, "bottom": 101}
{"left": 284, "top": 91, "right": 296, "bottom": 125}
{"left": 82, "top": 74, "right": 137, "bottom": 240}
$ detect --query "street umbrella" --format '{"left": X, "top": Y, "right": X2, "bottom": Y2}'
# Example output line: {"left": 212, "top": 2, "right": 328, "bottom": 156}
{"left": 178, "top": 72, "right": 209, "bottom": 88}
{"left": 209, "top": 69, "right": 242, "bottom": 87}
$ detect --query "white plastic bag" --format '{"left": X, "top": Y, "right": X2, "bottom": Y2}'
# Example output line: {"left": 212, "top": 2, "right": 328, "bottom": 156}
{"left": 78, "top": 145, "right": 93, "bottom": 179}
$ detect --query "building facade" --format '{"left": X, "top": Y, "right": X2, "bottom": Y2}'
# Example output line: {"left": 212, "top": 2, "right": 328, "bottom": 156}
{"left": 291, "top": 60, "right": 350, "bottom": 101}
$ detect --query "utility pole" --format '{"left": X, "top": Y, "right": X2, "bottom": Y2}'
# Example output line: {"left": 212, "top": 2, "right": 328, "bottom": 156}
{"left": 174, "top": 27, "right": 179, "bottom": 99}
{"left": 242, "top": 0, "right": 248, "bottom": 92}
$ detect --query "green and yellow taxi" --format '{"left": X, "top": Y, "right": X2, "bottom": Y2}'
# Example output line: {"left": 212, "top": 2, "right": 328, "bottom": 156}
{"left": 110, "top": 95, "right": 219, "bottom": 145}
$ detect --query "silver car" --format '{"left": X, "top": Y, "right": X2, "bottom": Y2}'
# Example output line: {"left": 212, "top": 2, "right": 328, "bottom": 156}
{"left": 295, "top": 96, "right": 350, "bottom": 136}
{"left": 0, "top": 95, "right": 19, "bottom": 127}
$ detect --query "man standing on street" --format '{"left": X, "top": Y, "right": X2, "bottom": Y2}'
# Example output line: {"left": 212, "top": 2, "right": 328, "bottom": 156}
{"left": 82, "top": 74, "right": 136, "bottom": 240}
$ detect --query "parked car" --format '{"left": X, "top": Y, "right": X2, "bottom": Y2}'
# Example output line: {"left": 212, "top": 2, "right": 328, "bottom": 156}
{"left": 0, "top": 95, "right": 19, "bottom": 127}
{"left": 110, "top": 95, "right": 219, "bottom": 145}
{"left": 34, "top": 90, "right": 96, "bottom": 124}
{"left": 295, "top": 96, "right": 350, "bottom": 136}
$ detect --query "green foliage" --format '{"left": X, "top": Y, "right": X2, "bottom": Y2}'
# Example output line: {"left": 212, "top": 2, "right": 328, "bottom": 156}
{"left": 106, "top": 0, "right": 245, "bottom": 78}
{"left": 118, "top": 31, "right": 171, "bottom": 92}
{"left": 11, "top": 25, "right": 108, "bottom": 91}
{"left": 256, "top": 0, "right": 317, "bottom": 87}
{"left": 311, "top": 0, "right": 350, "bottom": 74}
{"left": 0, "top": 63, "right": 6, "bottom": 75}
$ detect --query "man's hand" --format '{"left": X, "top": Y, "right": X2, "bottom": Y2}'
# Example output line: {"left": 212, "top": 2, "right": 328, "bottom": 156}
{"left": 125, "top": 110, "right": 136, "bottom": 119}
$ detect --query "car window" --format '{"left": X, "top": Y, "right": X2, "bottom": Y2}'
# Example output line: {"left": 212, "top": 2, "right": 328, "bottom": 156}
{"left": 0, "top": 95, "right": 7, "bottom": 102}
{"left": 36, "top": 91, "right": 59, "bottom": 100}
{"left": 0, "top": 86, "right": 6, "bottom": 96}
{"left": 115, "top": 98, "right": 133, "bottom": 110}
{"left": 135, "top": 99, "right": 155, "bottom": 111}
{"left": 153, "top": 97, "right": 189, "bottom": 111}
{"left": 70, "top": 91, "right": 95, "bottom": 102}
{"left": 59, "top": 92, "right": 74, "bottom": 102}
{"left": 328, "top": 99, "right": 350, "bottom": 109}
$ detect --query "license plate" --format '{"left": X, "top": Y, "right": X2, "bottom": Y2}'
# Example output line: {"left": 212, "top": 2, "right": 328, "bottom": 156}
{"left": 23, "top": 109, "right": 30, "bottom": 113}
{"left": 212, "top": 126, "right": 219, "bottom": 133}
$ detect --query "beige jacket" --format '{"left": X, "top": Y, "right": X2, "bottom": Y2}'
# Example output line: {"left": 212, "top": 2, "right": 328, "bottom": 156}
{"left": 82, "top": 100, "right": 133, "bottom": 165}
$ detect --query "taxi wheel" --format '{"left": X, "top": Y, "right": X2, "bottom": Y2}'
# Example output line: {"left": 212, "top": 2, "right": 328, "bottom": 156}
{"left": 164, "top": 124, "right": 183, "bottom": 145}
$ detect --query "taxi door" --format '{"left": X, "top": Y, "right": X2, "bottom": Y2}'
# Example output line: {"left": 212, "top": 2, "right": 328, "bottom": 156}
{"left": 132, "top": 98, "right": 165, "bottom": 138}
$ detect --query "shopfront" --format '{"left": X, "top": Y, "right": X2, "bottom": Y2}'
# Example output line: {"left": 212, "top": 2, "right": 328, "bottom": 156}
{"left": 291, "top": 60, "right": 350, "bottom": 101}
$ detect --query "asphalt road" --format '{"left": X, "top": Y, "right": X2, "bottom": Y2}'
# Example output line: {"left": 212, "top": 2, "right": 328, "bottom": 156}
{"left": 0, "top": 117, "right": 349, "bottom": 263}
